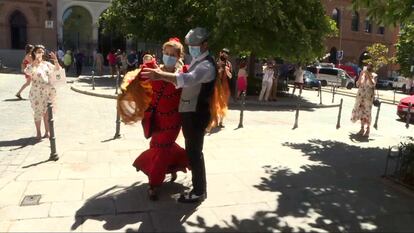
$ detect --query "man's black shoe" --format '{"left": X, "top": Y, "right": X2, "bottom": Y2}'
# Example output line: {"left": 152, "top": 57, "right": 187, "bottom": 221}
{"left": 177, "top": 191, "right": 206, "bottom": 203}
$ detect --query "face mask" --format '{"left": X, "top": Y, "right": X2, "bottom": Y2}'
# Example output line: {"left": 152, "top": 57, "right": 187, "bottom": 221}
{"left": 189, "top": 46, "right": 201, "bottom": 58}
{"left": 162, "top": 54, "right": 177, "bottom": 67}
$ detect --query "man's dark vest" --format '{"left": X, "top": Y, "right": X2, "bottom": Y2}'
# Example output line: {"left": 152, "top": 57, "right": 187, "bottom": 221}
{"left": 178, "top": 55, "right": 217, "bottom": 113}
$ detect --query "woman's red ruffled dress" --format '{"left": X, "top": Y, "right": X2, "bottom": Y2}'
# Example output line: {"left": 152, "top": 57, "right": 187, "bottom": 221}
{"left": 133, "top": 80, "right": 189, "bottom": 186}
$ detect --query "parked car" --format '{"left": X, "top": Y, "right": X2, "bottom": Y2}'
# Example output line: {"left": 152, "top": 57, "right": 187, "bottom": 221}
{"left": 397, "top": 95, "right": 414, "bottom": 120}
{"left": 376, "top": 77, "right": 394, "bottom": 89}
{"left": 306, "top": 66, "right": 355, "bottom": 89}
{"left": 336, "top": 64, "right": 357, "bottom": 79}
{"left": 303, "top": 70, "right": 320, "bottom": 88}
{"left": 393, "top": 76, "right": 408, "bottom": 90}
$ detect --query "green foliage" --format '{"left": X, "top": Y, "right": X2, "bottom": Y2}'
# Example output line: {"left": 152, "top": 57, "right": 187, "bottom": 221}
{"left": 102, "top": 0, "right": 336, "bottom": 63}
{"left": 363, "top": 43, "right": 394, "bottom": 72}
{"left": 352, "top": 0, "right": 414, "bottom": 26}
{"left": 396, "top": 23, "right": 414, "bottom": 78}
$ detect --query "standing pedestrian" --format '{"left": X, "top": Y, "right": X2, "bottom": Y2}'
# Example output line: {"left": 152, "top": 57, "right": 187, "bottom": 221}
{"left": 24, "top": 45, "right": 61, "bottom": 140}
{"left": 259, "top": 60, "right": 275, "bottom": 101}
{"left": 237, "top": 59, "right": 248, "bottom": 99}
{"left": 351, "top": 63, "right": 376, "bottom": 137}
{"left": 212, "top": 48, "right": 232, "bottom": 128}
{"left": 74, "top": 50, "right": 85, "bottom": 76}
{"left": 127, "top": 50, "right": 138, "bottom": 72}
{"left": 15, "top": 44, "right": 34, "bottom": 99}
{"left": 94, "top": 50, "right": 104, "bottom": 76}
{"left": 269, "top": 64, "right": 280, "bottom": 101}
{"left": 141, "top": 27, "right": 216, "bottom": 203}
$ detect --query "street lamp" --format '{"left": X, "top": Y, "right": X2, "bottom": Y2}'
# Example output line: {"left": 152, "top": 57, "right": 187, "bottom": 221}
{"left": 46, "top": 1, "right": 52, "bottom": 20}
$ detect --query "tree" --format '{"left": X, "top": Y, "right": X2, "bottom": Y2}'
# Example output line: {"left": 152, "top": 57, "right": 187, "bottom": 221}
{"left": 363, "top": 43, "right": 394, "bottom": 72}
{"left": 396, "top": 23, "right": 414, "bottom": 78}
{"left": 352, "top": 0, "right": 414, "bottom": 26}
{"left": 102, "top": 0, "right": 336, "bottom": 63}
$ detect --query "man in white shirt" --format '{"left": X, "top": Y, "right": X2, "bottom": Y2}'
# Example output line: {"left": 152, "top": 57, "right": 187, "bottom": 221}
{"left": 141, "top": 27, "right": 216, "bottom": 203}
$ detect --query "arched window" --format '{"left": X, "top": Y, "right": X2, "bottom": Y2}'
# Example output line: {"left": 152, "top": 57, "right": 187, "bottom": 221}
{"left": 364, "top": 17, "right": 372, "bottom": 33}
{"left": 9, "top": 11, "right": 27, "bottom": 49}
{"left": 331, "top": 8, "right": 340, "bottom": 28}
{"left": 351, "top": 11, "right": 359, "bottom": 31}
{"left": 62, "top": 6, "right": 93, "bottom": 52}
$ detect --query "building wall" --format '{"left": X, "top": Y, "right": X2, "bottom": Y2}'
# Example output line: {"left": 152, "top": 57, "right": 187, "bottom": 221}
{"left": 0, "top": 0, "right": 57, "bottom": 67}
{"left": 57, "top": 0, "right": 110, "bottom": 48}
{"left": 322, "top": 0, "right": 399, "bottom": 76}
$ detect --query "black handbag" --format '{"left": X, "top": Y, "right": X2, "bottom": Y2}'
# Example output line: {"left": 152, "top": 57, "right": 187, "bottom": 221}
{"left": 141, "top": 83, "right": 167, "bottom": 139}
{"left": 373, "top": 89, "right": 381, "bottom": 107}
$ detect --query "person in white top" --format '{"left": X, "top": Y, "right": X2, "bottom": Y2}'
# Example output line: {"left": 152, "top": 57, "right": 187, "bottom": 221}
{"left": 259, "top": 60, "right": 275, "bottom": 101}
{"left": 292, "top": 65, "right": 304, "bottom": 96}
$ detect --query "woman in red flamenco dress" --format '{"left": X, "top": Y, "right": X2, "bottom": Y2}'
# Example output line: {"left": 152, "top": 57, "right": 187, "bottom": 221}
{"left": 118, "top": 38, "right": 189, "bottom": 201}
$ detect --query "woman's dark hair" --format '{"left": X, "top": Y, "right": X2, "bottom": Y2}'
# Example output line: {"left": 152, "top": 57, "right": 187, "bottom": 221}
{"left": 31, "top": 44, "right": 46, "bottom": 60}
{"left": 25, "top": 44, "right": 34, "bottom": 55}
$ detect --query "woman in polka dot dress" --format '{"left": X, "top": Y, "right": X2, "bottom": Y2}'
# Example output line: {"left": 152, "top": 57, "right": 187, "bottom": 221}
{"left": 24, "top": 45, "right": 61, "bottom": 140}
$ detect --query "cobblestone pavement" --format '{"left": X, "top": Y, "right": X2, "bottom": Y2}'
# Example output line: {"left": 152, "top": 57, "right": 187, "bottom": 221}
{"left": 0, "top": 73, "right": 413, "bottom": 232}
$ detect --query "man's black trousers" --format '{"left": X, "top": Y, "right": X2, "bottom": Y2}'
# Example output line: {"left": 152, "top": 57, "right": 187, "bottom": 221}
{"left": 180, "top": 111, "right": 210, "bottom": 196}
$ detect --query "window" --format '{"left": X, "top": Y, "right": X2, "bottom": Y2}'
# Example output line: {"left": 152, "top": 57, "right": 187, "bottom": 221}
{"left": 332, "top": 8, "right": 340, "bottom": 28}
{"left": 377, "top": 26, "right": 385, "bottom": 35}
{"left": 351, "top": 11, "right": 359, "bottom": 31}
{"left": 9, "top": 11, "right": 27, "bottom": 49}
{"left": 364, "top": 17, "right": 372, "bottom": 33}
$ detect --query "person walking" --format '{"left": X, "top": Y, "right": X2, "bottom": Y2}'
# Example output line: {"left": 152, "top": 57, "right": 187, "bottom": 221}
{"left": 24, "top": 45, "right": 61, "bottom": 140}
{"left": 259, "top": 60, "right": 275, "bottom": 101}
{"left": 63, "top": 50, "right": 72, "bottom": 73}
{"left": 351, "top": 63, "right": 376, "bottom": 137}
{"left": 15, "top": 44, "right": 34, "bottom": 99}
{"left": 107, "top": 49, "right": 117, "bottom": 78}
{"left": 237, "top": 60, "right": 248, "bottom": 99}
{"left": 141, "top": 27, "right": 216, "bottom": 203}
{"left": 127, "top": 50, "right": 138, "bottom": 72}
{"left": 292, "top": 64, "right": 304, "bottom": 96}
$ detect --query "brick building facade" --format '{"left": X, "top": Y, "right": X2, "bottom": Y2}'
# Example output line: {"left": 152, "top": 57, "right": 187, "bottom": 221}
{"left": 322, "top": 0, "right": 399, "bottom": 76}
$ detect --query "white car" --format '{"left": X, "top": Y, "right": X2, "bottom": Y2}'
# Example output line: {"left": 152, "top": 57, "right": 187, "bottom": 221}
{"left": 309, "top": 67, "right": 355, "bottom": 89}
{"left": 392, "top": 76, "right": 408, "bottom": 90}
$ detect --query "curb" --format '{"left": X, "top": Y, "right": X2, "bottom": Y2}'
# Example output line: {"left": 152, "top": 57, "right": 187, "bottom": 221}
{"left": 70, "top": 85, "right": 117, "bottom": 100}
{"left": 320, "top": 88, "right": 398, "bottom": 106}
{"left": 71, "top": 83, "right": 339, "bottom": 109}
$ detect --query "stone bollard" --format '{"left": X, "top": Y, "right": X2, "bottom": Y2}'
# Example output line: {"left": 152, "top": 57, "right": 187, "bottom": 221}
{"left": 336, "top": 98, "right": 343, "bottom": 129}
{"left": 47, "top": 102, "right": 59, "bottom": 161}
{"left": 114, "top": 104, "right": 121, "bottom": 139}
{"left": 373, "top": 101, "right": 381, "bottom": 130}
{"left": 115, "top": 69, "right": 120, "bottom": 95}
{"left": 91, "top": 70, "right": 95, "bottom": 90}
{"left": 237, "top": 91, "right": 246, "bottom": 128}
{"left": 406, "top": 103, "right": 412, "bottom": 129}
{"left": 319, "top": 82, "right": 323, "bottom": 105}
{"left": 292, "top": 103, "right": 300, "bottom": 130}
{"left": 393, "top": 89, "right": 396, "bottom": 104}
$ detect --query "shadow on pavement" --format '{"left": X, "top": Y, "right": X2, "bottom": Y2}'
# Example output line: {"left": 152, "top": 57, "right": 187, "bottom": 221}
{"left": 0, "top": 137, "right": 39, "bottom": 151}
{"left": 3, "top": 98, "right": 28, "bottom": 102}
{"left": 349, "top": 133, "right": 374, "bottom": 143}
{"left": 185, "top": 139, "right": 414, "bottom": 232}
{"left": 22, "top": 158, "right": 53, "bottom": 168}
{"left": 229, "top": 95, "right": 321, "bottom": 112}
{"left": 71, "top": 181, "right": 198, "bottom": 232}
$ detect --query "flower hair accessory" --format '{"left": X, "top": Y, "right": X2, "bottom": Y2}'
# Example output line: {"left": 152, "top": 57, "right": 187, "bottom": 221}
{"left": 169, "top": 37, "right": 180, "bottom": 43}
